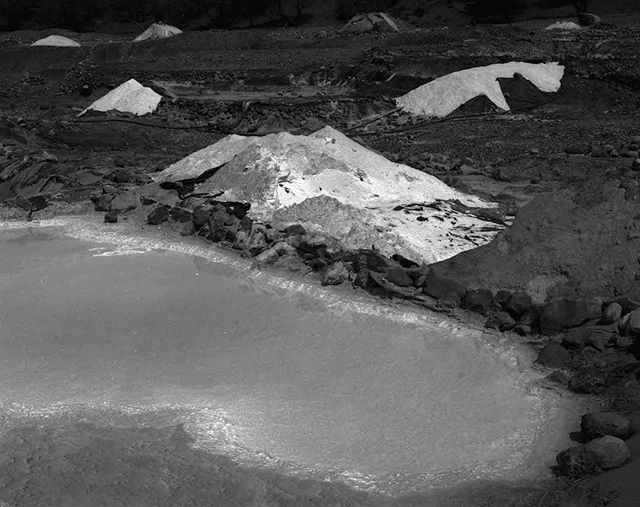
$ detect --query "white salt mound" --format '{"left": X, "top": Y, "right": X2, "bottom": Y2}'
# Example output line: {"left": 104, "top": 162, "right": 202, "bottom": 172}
{"left": 79, "top": 79, "right": 162, "bottom": 117}
{"left": 153, "top": 126, "right": 502, "bottom": 263}
{"left": 545, "top": 21, "right": 582, "bottom": 30}
{"left": 31, "top": 35, "right": 81, "bottom": 47}
{"left": 134, "top": 23, "right": 182, "bottom": 42}
{"left": 396, "top": 62, "right": 565, "bottom": 118}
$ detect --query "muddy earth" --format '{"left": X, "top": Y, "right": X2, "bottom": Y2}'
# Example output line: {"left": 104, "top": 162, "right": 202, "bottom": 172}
{"left": 1, "top": 12, "right": 640, "bottom": 507}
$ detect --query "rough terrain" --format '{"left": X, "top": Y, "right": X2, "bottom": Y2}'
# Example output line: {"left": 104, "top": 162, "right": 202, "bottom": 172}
{"left": 2, "top": 12, "right": 640, "bottom": 506}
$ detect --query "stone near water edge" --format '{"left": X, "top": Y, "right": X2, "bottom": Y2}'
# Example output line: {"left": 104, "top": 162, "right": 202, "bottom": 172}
{"left": 504, "top": 291, "right": 532, "bottom": 318}
{"left": 252, "top": 246, "right": 280, "bottom": 268}
{"left": 584, "top": 436, "right": 630, "bottom": 469}
{"left": 493, "top": 290, "right": 512, "bottom": 309}
{"left": 273, "top": 241, "right": 297, "bottom": 257}
{"left": 92, "top": 193, "right": 113, "bottom": 212}
{"left": 463, "top": 289, "right": 493, "bottom": 315}
{"left": 423, "top": 268, "right": 467, "bottom": 304}
{"left": 485, "top": 311, "right": 516, "bottom": 332}
{"left": 536, "top": 342, "right": 571, "bottom": 368}
{"left": 247, "top": 225, "right": 268, "bottom": 256}
{"left": 192, "top": 206, "right": 211, "bottom": 229}
{"left": 146, "top": 204, "right": 171, "bottom": 225}
{"left": 321, "top": 261, "right": 350, "bottom": 286}
{"left": 581, "top": 412, "right": 633, "bottom": 441}
{"left": 514, "top": 324, "right": 532, "bottom": 336}
{"left": 104, "top": 211, "right": 118, "bottom": 223}
{"left": 556, "top": 445, "right": 600, "bottom": 477}
{"left": 600, "top": 302, "right": 623, "bottom": 324}
{"left": 569, "top": 366, "right": 608, "bottom": 394}
{"left": 170, "top": 207, "right": 192, "bottom": 223}
{"left": 539, "top": 298, "right": 603, "bottom": 335}
{"left": 351, "top": 249, "right": 391, "bottom": 274}
{"left": 384, "top": 266, "right": 413, "bottom": 288}
{"left": 547, "top": 370, "right": 571, "bottom": 387}
{"left": 109, "top": 189, "right": 139, "bottom": 213}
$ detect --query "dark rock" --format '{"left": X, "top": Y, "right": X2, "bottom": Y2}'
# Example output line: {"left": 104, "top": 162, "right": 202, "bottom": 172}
{"left": 112, "top": 168, "right": 135, "bottom": 184}
{"left": 170, "top": 207, "right": 192, "bottom": 223}
{"left": 614, "top": 335, "right": 633, "bottom": 348}
{"left": 370, "top": 271, "right": 418, "bottom": 298}
{"left": 565, "top": 144, "right": 591, "bottom": 155}
{"left": 485, "top": 311, "right": 516, "bottom": 331}
{"left": 385, "top": 267, "right": 413, "bottom": 287}
{"left": 587, "top": 331, "right": 614, "bottom": 350}
{"left": 104, "top": 211, "right": 118, "bottom": 223}
{"left": 584, "top": 436, "right": 630, "bottom": 469}
{"left": 252, "top": 246, "right": 280, "bottom": 268}
{"left": 284, "top": 224, "right": 306, "bottom": 236}
{"left": 570, "top": 346, "right": 600, "bottom": 369}
{"left": 536, "top": 342, "right": 571, "bottom": 368}
{"left": 247, "top": 226, "right": 268, "bottom": 256}
{"left": 632, "top": 159, "right": 640, "bottom": 171}
{"left": 423, "top": 268, "right": 467, "bottom": 304}
{"left": 615, "top": 295, "right": 640, "bottom": 314}
{"left": 146, "top": 204, "right": 170, "bottom": 225}
{"left": 556, "top": 445, "right": 599, "bottom": 477}
{"left": 600, "top": 302, "right": 623, "bottom": 325}
{"left": 463, "top": 289, "right": 493, "bottom": 315}
{"left": 321, "top": 262, "right": 349, "bottom": 286}
{"left": 273, "top": 241, "right": 297, "bottom": 257}
{"left": 504, "top": 291, "right": 532, "bottom": 318}
{"left": 137, "top": 184, "right": 180, "bottom": 207}
{"left": 626, "top": 308, "right": 640, "bottom": 336}
{"left": 192, "top": 206, "right": 211, "bottom": 229}
{"left": 109, "top": 189, "right": 139, "bottom": 213}
{"left": 569, "top": 367, "right": 608, "bottom": 394}
{"left": 539, "top": 298, "right": 603, "bottom": 335}
{"left": 354, "top": 249, "right": 391, "bottom": 273}
{"left": 239, "top": 216, "right": 253, "bottom": 233}
{"left": 211, "top": 201, "right": 250, "bottom": 219}
{"left": 514, "top": 324, "right": 532, "bottom": 335}
{"left": 391, "top": 253, "right": 419, "bottom": 269}
{"left": 493, "top": 290, "right": 512, "bottom": 308}
{"left": 92, "top": 193, "right": 113, "bottom": 212}
{"left": 581, "top": 412, "right": 633, "bottom": 440}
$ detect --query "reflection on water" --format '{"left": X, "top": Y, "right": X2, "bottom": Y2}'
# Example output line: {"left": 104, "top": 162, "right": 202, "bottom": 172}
{"left": 0, "top": 222, "right": 577, "bottom": 495}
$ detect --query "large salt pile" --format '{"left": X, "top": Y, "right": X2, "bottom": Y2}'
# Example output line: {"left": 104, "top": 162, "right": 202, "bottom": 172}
{"left": 154, "top": 127, "right": 504, "bottom": 263}
{"left": 31, "top": 35, "right": 81, "bottom": 47}
{"left": 78, "top": 79, "right": 162, "bottom": 117}
{"left": 134, "top": 22, "right": 182, "bottom": 42}
{"left": 396, "top": 62, "right": 565, "bottom": 118}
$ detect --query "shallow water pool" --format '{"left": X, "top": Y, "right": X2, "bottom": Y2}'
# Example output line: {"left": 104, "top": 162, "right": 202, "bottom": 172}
{"left": 0, "top": 221, "right": 577, "bottom": 499}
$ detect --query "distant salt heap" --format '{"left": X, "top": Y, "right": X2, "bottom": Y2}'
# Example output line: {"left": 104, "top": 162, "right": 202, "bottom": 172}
{"left": 396, "top": 62, "right": 565, "bottom": 118}
{"left": 134, "top": 22, "right": 182, "bottom": 42}
{"left": 154, "top": 126, "right": 503, "bottom": 263}
{"left": 31, "top": 35, "right": 81, "bottom": 47}
{"left": 79, "top": 79, "right": 162, "bottom": 117}
{"left": 545, "top": 21, "right": 582, "bottom": 30}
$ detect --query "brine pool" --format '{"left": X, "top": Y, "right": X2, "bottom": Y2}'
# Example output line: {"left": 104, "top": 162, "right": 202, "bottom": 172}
{"left": 0, "top": 218, "right": 578, "bottom": 504}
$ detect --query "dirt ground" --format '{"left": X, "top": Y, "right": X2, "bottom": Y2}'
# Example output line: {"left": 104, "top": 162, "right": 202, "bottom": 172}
{"left": 1, "top": 15, "right": 640, "bottom": 506}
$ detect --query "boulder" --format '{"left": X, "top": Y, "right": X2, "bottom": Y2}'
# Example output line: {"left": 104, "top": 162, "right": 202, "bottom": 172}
{"left": 485, "top": 311, "right": 516, "bottom": 331}
{"left": 569, "top": 367, "right": 608, "bottom": 394}
{"left": 581, "top": 412, "right": 633, "bottom": 440}
{"left": 192, "top": 206, "right": 211, "bottom": 229}
{"left": 600, "top": 302, "right": 623, "bottom": 324}
{"left": 247, "top": 226, "right": 268, "bottom": 256}
{"left": 352, "top": 249, "right": 391, "bottom": 273}
{"left": 539, "top": 298, "right": 603, "bottom": 335}
{"left": 463, "top": 289, "right": 493, "bottom": 315}
{"left": 384, "top": 267, "right": 413, "bottom": 287}
{"left": 626, "top": 308, "right": 640, "bottom": 336}
{"left": 587, "top": 330, "right": 614, "bottom": 350}
{"left": 170, "top": 207, "right": 192, "bottom": 223}
{"left": 284, "top": 224, "right": 306, "bottom": 236}
{"left": 273, "top": 241, "right": 297, "bottom": 257}
{"left": 321, "top": 261, "right": 350, "bottom": 286}
{"left": 146, "top": 204, "right": 170, "bottom": 225}
{"left": 536, "top": 342, "right": 571, "bottom": 368}
{"left": 109, "top": 189, "right": 139, "bottom": 213}
{"left": 556, "top": 436, "right": 630, "bottom": 477}
{"left": 504, "top": 291, "right": 532, "bottom": 318}
{"left": 252, "top": 246, "right": 280, "bottom": 268}
{"left": 423, "top": 268, "right": 467, "bottom": 304}
{"left": 584, "top": 436, "right": 630, "bottom": 469}
{"left": 104, "top": 211, "right": 118, "bottom": 223}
